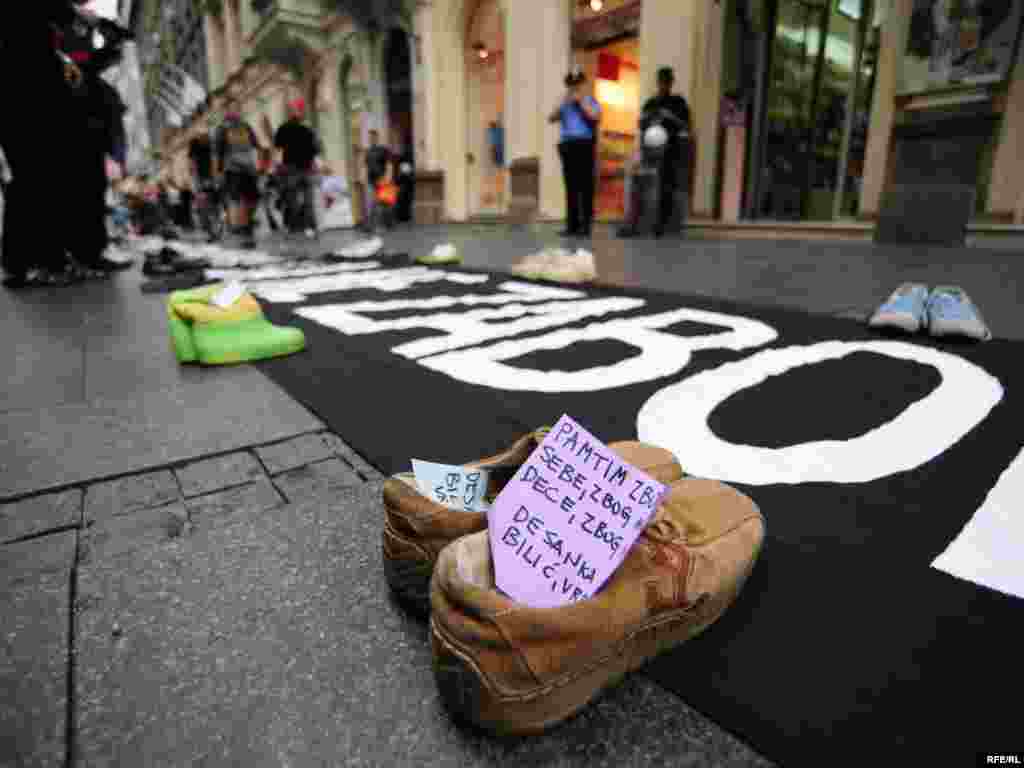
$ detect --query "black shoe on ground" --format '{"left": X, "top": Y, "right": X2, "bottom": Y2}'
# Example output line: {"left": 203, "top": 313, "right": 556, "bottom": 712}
{"left": 653, "top": 227, "right": 665, "bottom": 239}
{"left": 617, "top": 227, "right": 638, "bottom": 238}
{"left": 558, "top": 229, "right": 578, "bottom": 238}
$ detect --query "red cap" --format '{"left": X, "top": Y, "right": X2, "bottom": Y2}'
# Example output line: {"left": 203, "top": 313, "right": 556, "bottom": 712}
{"left": 289, "top": 97, "right": 306, "bottom": 115}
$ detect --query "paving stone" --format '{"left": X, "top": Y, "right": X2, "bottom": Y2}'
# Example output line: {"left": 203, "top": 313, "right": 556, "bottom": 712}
{"left": 322, "top": 432, "right": 384, "bottom": 480}
{"left": 272, "top": 458, "right": 364, "bottom": 502}
{"left": 185, "top": 481, "right": 284, "bottom": 532}
{"left": 0, "top": 532, "right": 74, "bottom": 768}
{"left": 0, "top": 489, "right": 82, "bottom": 545}
{"left": 175, "top": 452, "right": 265, "bottom": 498}
{"left": 255, "top": 433, "right": 336, "bottom": 475}
{"left": 84, "top": 470, "right": 180, "bottom": 525}
{"left": 0, "top": 367, "right": 322, "bottom": 499}
{"left": 79, "top": 503, "right": 189, "bottom": 566}
{"left": 0, "top": 530, "right": 77, "bottom": 588}
{"left": 73, "top": 483, "right": 771, "bottom": 767}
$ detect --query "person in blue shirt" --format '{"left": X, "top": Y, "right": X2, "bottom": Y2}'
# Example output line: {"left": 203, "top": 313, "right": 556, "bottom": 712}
{"left": 548, "top": 68, "right": 601, "bottom": 238}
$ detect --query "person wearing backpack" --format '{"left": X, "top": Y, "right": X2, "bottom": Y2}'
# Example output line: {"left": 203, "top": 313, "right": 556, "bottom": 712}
{"left": 548, "top": 67, "right": 601, "bottom": 239}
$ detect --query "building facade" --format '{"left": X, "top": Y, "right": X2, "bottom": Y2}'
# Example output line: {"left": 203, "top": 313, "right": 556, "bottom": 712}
{"left": 147, "top": 0, "right": 1024, "bottom": 231}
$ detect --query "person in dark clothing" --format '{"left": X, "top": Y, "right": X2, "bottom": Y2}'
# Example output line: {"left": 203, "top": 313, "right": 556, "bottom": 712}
{"left": 394, "top": 138, "right": 415, "bottom": 225}
{"left": 273, "top": 98, "right": 323, "bottom": 237}
{"left": 363, "top": 129, "right": 391, "bottom": 233}
{"left": 189, "top": 134, "right": 221, "bottom": 240}
{"left": 548, "top": 68, "right": 602, "bottom": 239}
{"left": 0, "top": 0, "right": 83, "bottom": 287}
{"left": 619, "top": 67, "right": 691, "bottom": 239}
{"left": 55, "top": 2, "right": 133, "bottom": 272}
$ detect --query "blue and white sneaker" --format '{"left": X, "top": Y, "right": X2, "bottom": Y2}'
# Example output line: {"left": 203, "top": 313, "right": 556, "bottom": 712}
{"left": 868, "top": 283, "right": 930, "bottom": 334}
{"left": 925, "top": 286, "right": 992, "bottom": 341}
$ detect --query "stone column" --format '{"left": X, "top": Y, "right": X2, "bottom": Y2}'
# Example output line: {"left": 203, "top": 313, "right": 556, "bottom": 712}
{"left": 223, "top": 0, "right": 242, "bottom": 79}
{"left": 859, "top": 0, "right": 913, "bottom": 218}
{"left": 987, "top": 49, "right": 1024, "bottom": 220}
{"left": 536, "top": 0, "right": 572, "bottom": 220}
{"left": 503, "top": 0, "right": 542, "bottom": 221}
{"left": 434, "top": 0, "right": 469, "bottom": 221}
{"left": 689, "top": 0, "right": 725, "bottom": 218}
{"left": 639, "top": 0, "right": 697, "bottom": 106}
{"left": 412, "top": 1, "right": 437, "bottom": 169}
{"left": 203, "top": 13, "right": 226, "bottom": 91}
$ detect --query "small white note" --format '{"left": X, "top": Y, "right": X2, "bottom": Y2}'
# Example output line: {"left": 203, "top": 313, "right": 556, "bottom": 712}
{"left": 210, "top": 281, "right": 246, "bottom": 308}
{"left": 411, "top": 460, "right": 492, "bottom": 513}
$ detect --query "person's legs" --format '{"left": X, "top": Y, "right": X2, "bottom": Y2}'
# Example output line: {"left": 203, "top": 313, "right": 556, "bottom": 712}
{"left": 300, "top": 172, "right": 317, "bottom": 233}
{"left": 558, "top": 142, "right": 579, "bottom": 235}
{"left": 578, "top": 139, "right": 596, "bottom": 236}
{"left": 655, "top": 145, "right": 679, "bottom": 237}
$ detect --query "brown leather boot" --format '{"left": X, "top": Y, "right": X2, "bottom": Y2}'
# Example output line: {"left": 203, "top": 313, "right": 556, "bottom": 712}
{"left": 429, "top": 477, "right": 764, "bottom": 735}
{"left": 382, "top": 430, "right": 683, "bottom": 614}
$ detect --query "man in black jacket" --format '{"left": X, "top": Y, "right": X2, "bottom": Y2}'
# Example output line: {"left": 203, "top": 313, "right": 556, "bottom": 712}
{"left": 619, "top": 67, "right": 691, "bottom": 239}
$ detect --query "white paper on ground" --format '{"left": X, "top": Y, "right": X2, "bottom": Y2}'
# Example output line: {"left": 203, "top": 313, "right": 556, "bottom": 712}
{"left": 932, "top": 445, "right": 1024, "bottom": 599}
{"left": 411, "top": 460, "right": 492, "bottom": 513}
{"left": 210, "top": 281, "right": 246, "bottom": 308}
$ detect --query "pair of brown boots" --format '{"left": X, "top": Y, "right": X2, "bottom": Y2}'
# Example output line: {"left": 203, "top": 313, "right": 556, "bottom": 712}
{"left": 381, "top": 430, "right": 765, "bottom": 735}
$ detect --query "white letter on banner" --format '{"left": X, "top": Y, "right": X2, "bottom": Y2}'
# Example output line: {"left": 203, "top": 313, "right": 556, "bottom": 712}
{"left": 298, "top": 297, "right": 646, "bottom": 359}
{"left": 932, "top": 445, "right": 1024, "bottom": 599}
{"left": 637, "top": 341, "right": 1004, "bottom": 485}
{"left": 417, "top": 309, "right": 778, "bottom": 392}
{"left": 250, "top": 267, "right": 490, "bottom": 303}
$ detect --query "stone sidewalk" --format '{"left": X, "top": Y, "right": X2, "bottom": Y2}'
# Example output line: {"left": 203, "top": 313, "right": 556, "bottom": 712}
{"left": 2, "top": 430, "right": 770, "bottom": 768}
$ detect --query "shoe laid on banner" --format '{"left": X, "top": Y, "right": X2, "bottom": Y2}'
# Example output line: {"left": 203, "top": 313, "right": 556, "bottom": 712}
{"left": 416, "top": 243, "right": 462, "bottom": 266}
{"left": 925, "top": 285, "right": 992, "bottom": 341}
{"left": 381, "top": 430, "right": 683, "bottom": 615}
{"left": 867, "top": 283, "right": 930, "bottom": 334}
{"left": 429, "top": 477, "right": 765, "bottom": 735}
{"left": 334, "top": 236, "right": 384, "bottom": 260}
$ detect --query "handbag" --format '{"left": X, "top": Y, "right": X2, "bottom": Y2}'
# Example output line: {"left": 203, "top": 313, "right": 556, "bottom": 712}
{"left": 376, "top": 181, "right": 398, "bottom": 206}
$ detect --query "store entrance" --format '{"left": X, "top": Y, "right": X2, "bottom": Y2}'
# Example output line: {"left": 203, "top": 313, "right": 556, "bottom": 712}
{"left": 751, "top": 0, "right": 879, "bottom": 221}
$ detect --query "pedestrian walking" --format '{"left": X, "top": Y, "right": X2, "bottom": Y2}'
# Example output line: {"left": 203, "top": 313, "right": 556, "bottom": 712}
{"left": 213, "top": 105, "right": 265, "bottom": 249}
{"left": 548, "top": 67, "right": 602, "bottom": 239}
{"left": 273, "top": 98, "right": 324, "bottom": 238}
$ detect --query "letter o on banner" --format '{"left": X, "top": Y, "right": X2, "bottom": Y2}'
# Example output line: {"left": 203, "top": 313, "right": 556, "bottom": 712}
{"left": 637, "top": 341, "right": 1004, "bottom": 485}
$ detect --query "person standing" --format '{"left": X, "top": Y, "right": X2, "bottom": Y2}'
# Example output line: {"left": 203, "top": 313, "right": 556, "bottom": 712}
{"left": 213, "top": 105, "right": 265, "bottom": 249}
{"left": 362, "top": 129, "right": 391, "bottom": 234}
{"left": 0, "top": 0, "right": 83, "bottom": 287}
{"left": 57, "top": 1, "right": 132, "bottom": 273}
{"left": 394, "top": 136, "right": 415, "bottom": 225}
{"left": 619, "top": 66, "right": 691, "bottom": 239}
{"left": 548, "top": 67, "right": 601, "bottom": 239}
{"left": 273, "top": 98, "right": 324, "bottom": 238}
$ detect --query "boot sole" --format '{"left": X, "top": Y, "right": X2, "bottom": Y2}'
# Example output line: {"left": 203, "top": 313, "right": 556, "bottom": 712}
{"left": 430, "top": 563, "right": 756, "bottom": 736}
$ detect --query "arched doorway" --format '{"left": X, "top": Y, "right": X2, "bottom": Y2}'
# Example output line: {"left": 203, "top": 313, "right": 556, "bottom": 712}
{"left": 466, "top": 0, "right": 505, "bottom": 217}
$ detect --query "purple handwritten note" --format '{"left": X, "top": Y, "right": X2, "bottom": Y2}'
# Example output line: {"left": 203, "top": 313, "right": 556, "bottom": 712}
{"left": 488, "top": 414, "right": 668, "bottom": 609}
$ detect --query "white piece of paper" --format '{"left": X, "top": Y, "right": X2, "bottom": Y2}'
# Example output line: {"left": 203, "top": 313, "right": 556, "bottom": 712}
{"left": 411, "top": 460, "right": 492, "bottom": 513}
{"left": 932, "top": 446, "right": 1024, "bottom": 600}
{"left": 210, "top": 281, "right": 246, "bottom": 308}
